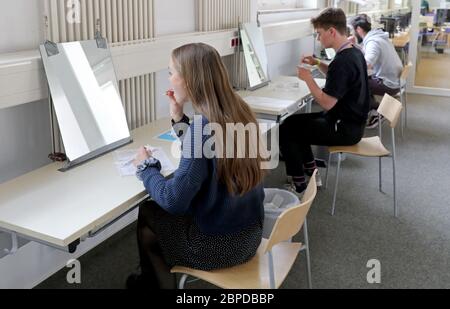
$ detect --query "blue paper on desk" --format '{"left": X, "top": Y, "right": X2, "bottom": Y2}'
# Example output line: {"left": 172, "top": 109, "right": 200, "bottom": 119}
{"left": 156, "top": 130, "right": 178, "bottom": 142}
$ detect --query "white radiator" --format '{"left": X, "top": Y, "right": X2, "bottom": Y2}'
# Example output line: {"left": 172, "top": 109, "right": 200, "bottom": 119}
{"left": 45, "top": 0, "right": 154, "bottom": 45}
{"left": 197, "top": 0, "right": 252, "bottom": 89}
{"left": 198, "top": 0, "right": 251, "bottom": 31}
{"left": 43, "top": 0, "right": 156, "bottom": 149}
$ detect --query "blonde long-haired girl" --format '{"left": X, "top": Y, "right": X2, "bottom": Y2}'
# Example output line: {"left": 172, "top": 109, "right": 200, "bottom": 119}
{"left": 128, "top": 43, "right": 266, "bottom": 289}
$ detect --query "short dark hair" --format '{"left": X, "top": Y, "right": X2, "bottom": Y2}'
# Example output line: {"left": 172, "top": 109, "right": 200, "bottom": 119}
{"left": 311, "top": 8, "right": 347, "bottom": 35}
{"left": 351, "top": 14, "right": 372, "bottom": 33}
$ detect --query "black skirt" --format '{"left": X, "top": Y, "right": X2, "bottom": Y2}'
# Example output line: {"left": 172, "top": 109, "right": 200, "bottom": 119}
{"left": 138, "top": 200, "right": 263, "bottom": 271}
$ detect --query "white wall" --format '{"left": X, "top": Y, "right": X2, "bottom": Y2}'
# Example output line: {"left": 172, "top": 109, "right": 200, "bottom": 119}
{"left": 434, "top": 0, "right": 450, "bottom": 9}
{"left": 0, "top": 101, "right": 52, "bottom": 185}
{"left": 0, "top": 0, "right": 50, "bottom": 185}
{"left": 154, "top": 0, "right": 197, "bottom": 36}
{"left": 0, "top": 0, "right": 44, "bottom": 53}
{"left": 0, "top": 100, "right": 52, "bottom": 260}
{"left": 259, "top": 8, "right": 318, "bottom": 79}
{"left": 266, "top": 36, "right": 315, "bottom": 78}
{"left": 429, "top": 0, "right": 444, "bottom": 9}
{"left": 154, "top": 0, "right": 197, "bottom": 119}
{"left": 258, "top": 9, "right": 320, "bottom": 24}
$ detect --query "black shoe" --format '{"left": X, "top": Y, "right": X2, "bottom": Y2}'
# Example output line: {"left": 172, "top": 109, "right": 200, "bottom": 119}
{"left": 126, "top": 273, "right": 159, "bottom": 289}
{"left": 366, "top": 115, "right": 385, "bottom": 129}
{"left": 284, "top": 182, "right": 307, "bottom": 200}
{"left": 315, "top": 159, "right": 327, "bottom": 168}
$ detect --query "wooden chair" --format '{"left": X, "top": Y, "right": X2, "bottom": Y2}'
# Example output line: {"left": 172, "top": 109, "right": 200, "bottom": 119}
{"left": 375, "top": 62, "right": 412, "bottom": 137}
{"left": 325, "top": 95, "right": 403, "bottom": 217}
{"left": 171, "top": 171, "right": 319, "bottom": 289}
{"left": 397, "top": 62, "right": 412, "bottom": 134}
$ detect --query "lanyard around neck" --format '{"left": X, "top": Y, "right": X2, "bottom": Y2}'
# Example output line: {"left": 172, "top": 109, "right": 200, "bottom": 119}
{"left": 336, "top": 41, "right": 353, "bottom": 54}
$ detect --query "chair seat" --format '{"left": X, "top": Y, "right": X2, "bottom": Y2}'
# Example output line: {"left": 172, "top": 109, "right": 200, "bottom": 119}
{"left": 171, "top": 239, "right": 303, "bottom": 289}
{"left": 374, "top": 95, "right": 384, "bottom": 101}
{"left": 329, "top": 136, "right": 391, "bottom": 157}
{"left": 375, "top": 94, "right": 401, "bottom": 101}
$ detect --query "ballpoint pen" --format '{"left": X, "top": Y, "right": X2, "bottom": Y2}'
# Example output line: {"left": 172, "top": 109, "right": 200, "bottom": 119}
{"left": 120, "top": 158, "right": 136, "bottom": 167}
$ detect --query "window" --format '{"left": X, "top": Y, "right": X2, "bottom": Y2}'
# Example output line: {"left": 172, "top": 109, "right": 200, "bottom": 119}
{"left": 348, "top": 2, "right": 359, "bottom": 15}
{"left": 358, "top": 0, "right": 389, "bottom": 12}
{"left": 257, "top": 0, "right": 319, "bottom": 10}
{"left": 394, "top": 0, "right": 403, "bottom": 8}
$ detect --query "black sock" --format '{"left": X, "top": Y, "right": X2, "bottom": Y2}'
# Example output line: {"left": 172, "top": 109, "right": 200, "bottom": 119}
{"left": 293, "top": 176, "right": 307, "bottom": 193}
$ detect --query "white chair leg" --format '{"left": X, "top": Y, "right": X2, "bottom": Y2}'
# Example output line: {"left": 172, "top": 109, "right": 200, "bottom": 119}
{"left": 179, "top": 274, "right": 188, "bottom": 289}
{"left": 268, "top": 251, "right": 276, "bottom": 289}
{"left": 400, "top": 105, "right": 405, "bottom": 138}
{"left": 378, "top": 113, "right": 383, "bottom": 143}
{"left": 325, "top": 153, "right": 332, "bottom": 189}
{"left": 378, "top": 116, "right": 384, "bottom": 194}
{"left": 303, "top": 219, "right": 312, "bottom": 289}
{"left": 400, "top": 92, "right": 405, "bottom": 138}
{"left": 379, "top": 157, "right": 383, "bottom": 193}
{"left": 393, "top": 155, "right": 398, "bottom": 218}
{"left": 391, "top": 128, "right": 398, "bottom": 218}
{"left": 331, "top": 153, "right": 342, "bottom": 216}
{"left": 404, "top": 91, "right": 408, "bottom": 128}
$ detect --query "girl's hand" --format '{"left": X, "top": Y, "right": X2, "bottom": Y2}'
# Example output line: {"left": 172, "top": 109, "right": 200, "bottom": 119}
{"left": 166, "top": 90, "right": 184, "bottom": 122}
{"left": 133, "top": 147, "right": 152, "bottom": 167}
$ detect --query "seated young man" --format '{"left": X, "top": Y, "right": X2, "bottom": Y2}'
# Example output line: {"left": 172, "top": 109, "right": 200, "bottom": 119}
{"left": 351, "top": 14, "right": 403, "bottom": 129}
{"left": 280, "top": 7, "right": 370, "bottom": 195}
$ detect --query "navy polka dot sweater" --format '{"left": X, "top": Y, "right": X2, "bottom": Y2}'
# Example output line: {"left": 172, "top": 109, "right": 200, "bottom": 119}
{"left": 139, "top": 115, "right": 265, "bottom": 236}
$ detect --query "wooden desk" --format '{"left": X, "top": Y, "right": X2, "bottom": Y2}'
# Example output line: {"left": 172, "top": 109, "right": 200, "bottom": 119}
{"left": 391, "top": 32, "right": 410, "bottom": 48}
{"left": 391, "top": 32, "right": 410, "bottom": 65}
{"left": 0, "top": 115, "right": 276, "bottom": 255}
{"left": 237, "top": 76, "right": 326, "bottom": 122}
{"left": 0, "top": 118, "right": 180, "bottom": 252}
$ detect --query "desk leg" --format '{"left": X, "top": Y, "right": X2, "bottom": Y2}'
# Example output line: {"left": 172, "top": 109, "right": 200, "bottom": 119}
{"left": 402, "top": 46, "right": 408, "bottom": 65}
{"left": 397, "top": 47, "right": 406, "bottom": 66}
{"left": 68, "top": 239, "right": 81, "bottom": 254}
{"left": 3, "top": 232, "right": 18, "bottom": 255}
{"left": 303, "top": 96, "right": 314, "bottom": 114}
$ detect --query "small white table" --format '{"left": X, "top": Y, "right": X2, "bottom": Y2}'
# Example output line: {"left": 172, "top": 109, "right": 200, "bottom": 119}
{"left": 0, "top": 116, "right": 275, "bottom": 255}
{"left": 0, "top": 118, "right": 180, "bottom": 253}
{"left": 238, "top": 76, "right": 326, "bottom": 122}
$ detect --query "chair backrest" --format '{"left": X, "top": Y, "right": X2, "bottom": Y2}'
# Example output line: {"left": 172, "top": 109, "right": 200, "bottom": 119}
{"left": 378, "top": 94, "right": 403, "bottom": 129}
{"left": 264, "top": 170, "right": 318, "bottom": 253}
{"left": 400, "top": 62, "right": 412, "bottom": 87}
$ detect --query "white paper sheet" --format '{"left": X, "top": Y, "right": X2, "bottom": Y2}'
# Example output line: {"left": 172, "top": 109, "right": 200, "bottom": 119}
{"left": 114, "top": 146, "right": 176, "bottom": 177}
{"left": 244, "top": 96, "right": 296, "bottom": 109}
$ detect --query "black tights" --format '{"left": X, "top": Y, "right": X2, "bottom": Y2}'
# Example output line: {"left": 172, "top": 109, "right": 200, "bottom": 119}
{"left": 137, "top": 203, "right": 177, "bottom": 289}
